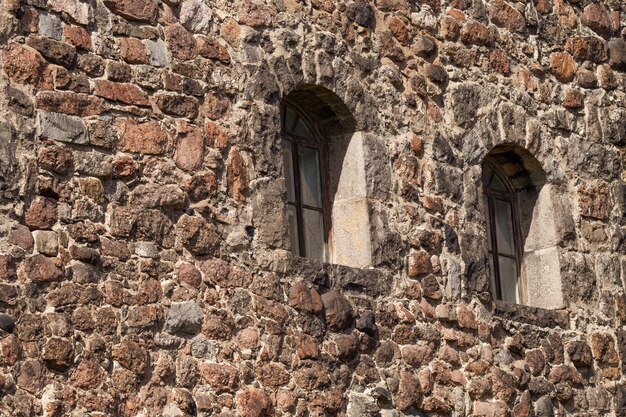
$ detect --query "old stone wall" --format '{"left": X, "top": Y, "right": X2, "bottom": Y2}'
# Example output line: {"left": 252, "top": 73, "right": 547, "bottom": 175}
{"left": 0, "top": 0, "right": 625, "bottom": 416}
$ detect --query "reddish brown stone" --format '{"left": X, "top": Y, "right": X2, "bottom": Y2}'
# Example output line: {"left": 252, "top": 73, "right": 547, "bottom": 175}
{"left": 197, "top": 36, "right": 231, "bottom": 64}
{"left": 395, "top": 371, "right": 422, "bottom": 410}
{"left": 18, "top": 6, "right": 38, "bottom": 32}
{"left": 178, "top": 215, "right": 221, "bottom": 256}
{"left": 490, "top": 49, "right": 511, "bottom": 76}
{"left": 408, "top": 250, "right": 431, "bottom": 277}
{"left": 563, "top": 88, "right": 583, "bottom": 109}
{"left": 178, "top": 263, "right": 202, "bottom": 288}
{"left": 0, "top": 255, "right": 17, "bottom": 280}
{"left": 155, "top": 93, "right": 199, "bottom": 119}
{"left": 598, "top": 64, "right": 618, "bottom": 90}
{"left": 42, "top": 337, "right": 73, "bottom": 371}
{"left": 255, "top": 363, "right": 290, "bottom": 388}
{"left": 236, "top": 388, "right": 274, "bottom": 417}
{"left": 239, "top": 1, "right": 276, "bottom": 28}
{"left": 119, "top": 119, "right": 169, "bottom": 155}
{"left": 104, "top": 0, "right": 159, "bottom": 23}
{"left": 440, "top": 16, "right": 461, "bottom": 41}
{"left": 321, "top": 290, "right": 353, "bottom": 331}
{"left": 591, "top": 333, "right": 619, "bottom": 366}
{"left": 294, "top": 361, "right": 329, "bottom": 389}
{"left": 534, "top": 0, "right": 552, "bottom": 14}
{"left": 388, "top": 16, "right": 409, "bottom": 45}
{"left": 36, "top": 91, "right": 107, "bottom": 117}
{"left": 567, "top": 37, "right": 607, "bottom": 63}
{"left": 578, "top": 183, "right": 610, "bottom": 220}
{"left": 23, "top": 254, "right": 65, "bottom": 283}
{"left": 402, "top": 344, "right": 433, "bottom": 367}
{"left": 165, "top": 24, "right": 197, "bottom": 61}
{"left": 112, "top": 155, "right": 138, "bottom": 179}
{"left": 94, "top": 80, "right": 149, "bottom": 107}
{"left": 549, "top": 52, "right": 577, "bottom": 83}
{"left": 460, "top": 20, "right": 493, "bottom": 47}
{"left": 26, "top": 36, "right": 77, "bottom": 69}
{"left": 205, "top": 121, "right": 229, "bottom": 149}
{"left": 174, "top": 121, "right": 204, "bottom": 172}
{"left": 566, "top": 340, "right": 592, "bottom": 368}
{"left": 413, "top": 36, "right": 437, "bottom": 59}
{"left": 438, "top": 344, "right": 460, "bottom": 366}
{"left": 548, "top": 364, "right": 583, "bottom": 385}
{"left": 199, "top": 363, "right": 238, "bottom": 392}
{"left": 581, "top": 3, "right": 612, "bottom": 39}
{"left": 118, "top": 37, "right": 148, "bottom": 64}
{"left": 227, "top": 147, "right": 249, "bottom": 202}
{"left": 513, "top": 390, "right": 533, "bottom": 417}
{"left": 17, "top": 359, "right": 47, "bottom": 393}
{"left": 297, "top": 333, "right": 319, "bottom": 359}
{"left": 1, "top": 334, "right": 19, "bottom": 366}
{"left": 112, "top": 340, "right": 149, "bottom": 375}
{"left": 2, "top": 44, "right": 52, "bottom": 88}
{"left": 473, "top": 400, "right": 509, "bottom": 417}
{"left": 457, "top": 304, "right": 476, "bottom": 329}
{"left": 421, "top": 275, "right": 442, "bottom": 299}
{"left": 39, "top": 144, "right": 73, "bottom": 175}
{"left": 71, "top": 354, "right": 106, "bottom": 389}
{"left": 424, "top": 64, "right": 447, "bottom": 84}
{"left": 525, "top": 349, "right": 546, "bottom": 376}
{"left": 25, "top": 197, "right": 57, "bottom": 230}
{"left": 64, "top": 26, "right": 92, "bottom": 51}
{"left": 289, "top": 281, "right": 323, "bottom": 314}
{"left": 489, "top": 0, "right": 525, "bottom": 33}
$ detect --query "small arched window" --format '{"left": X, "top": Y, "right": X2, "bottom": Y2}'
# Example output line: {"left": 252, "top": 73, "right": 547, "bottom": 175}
{"left": 281, "top": 102, "right": 328, "bottom": 262}
{"left": 483, "top": 161, "right": 524, "bottom": 304}
{"left": 482, "top": 145, "right": 564, "bottom": 309}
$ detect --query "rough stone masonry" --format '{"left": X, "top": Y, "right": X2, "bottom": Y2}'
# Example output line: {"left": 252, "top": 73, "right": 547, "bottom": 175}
{"left": 0, "top": 0, "right": 625, "bottom": 416}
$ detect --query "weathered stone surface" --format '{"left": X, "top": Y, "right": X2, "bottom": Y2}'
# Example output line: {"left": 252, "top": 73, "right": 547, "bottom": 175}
{"left": 104, "top": 0, "right": 158, "bottom": 23}
{"left": 177, "top": 215, "right": 221, "bottom": 256}
{"left": 174, "top": 122, "right": 204, "bottom": 172}
{"left": 39, "top": 111, "right": 88, "bottom": 144}
{"left": 489, "top": 0, "right": 525, "bottom": 33}
{"left": 199, "top": 363, "right": 238, "bottom": 391}
{"left": 21, "top": 254, "right": 63, "bottom": 282}
{"left": 42, "top": 337, "right": 73, "bottom": 370}
{"left": 50, "top": 0, "right": 91, "bottom": 25}
{"left": 155, "top": 93, "right": 199, "bottom": 119}
{"left": 608, "top": 39, "right": 626, "bottom": 71}
{"left": 550, "top": 52, "right": 577, "bottom": 82}
{"left": 36, "top": 91, "right": 106, "bottom": 117}
{"left": 237, "top": 388, "right": 274, "bottom": 417}
{"left": 112, "top": 340, "right": 149, "bottom": 375}
{"left": 180, "top": 0, "right": 212, "bottom": 33}
{"left": 0, "top": 0, "right": 623, "bottom": 414}
{"left": 581, "top": 3, "right": 612, "bottom": 39}
{"left": 119, "top": 119, "right": 168, "bottom": 154}
{"left": 25, "top": 197, "right": 57, "bottom": 230}
{"left": 94, "top": 80, "right": 150, "bottom": 106}
{"left": 165, "top": 301, "right": 203, "bottom": 335}
{"left": 26, "top": 36, "right": 76, "bottom": 68}
{"left": 460, "top": 20, "right": 493, "bottom": 46}
{"left": 321, "top": 291, "right": 353, "bottom": 331}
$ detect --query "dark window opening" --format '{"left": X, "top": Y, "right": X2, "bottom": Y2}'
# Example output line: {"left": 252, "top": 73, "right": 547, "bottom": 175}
{"left": 281, "top": 103, "right": 329, "bottom": 262}
{"left": 483, "top": 161, "right": 525, "bottom": 304}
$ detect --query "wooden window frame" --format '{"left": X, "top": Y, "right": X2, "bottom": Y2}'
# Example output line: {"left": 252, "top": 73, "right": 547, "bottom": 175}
{"left": 281, "top": 102, "right": 332, "bottom": 260}
{"left": 483, "top": 161, "right": 527, "bottom": 304}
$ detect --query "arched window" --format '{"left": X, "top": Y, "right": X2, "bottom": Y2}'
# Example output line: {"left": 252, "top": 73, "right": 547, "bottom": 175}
{"left": 278, "top": 85, "right": 372, "bottom": 268}
{"left": 281, "top": 102, "right": 328, "bottom": 262}
{"left": 483, "top": 161, "right": 524, "bottom": 304}
{"left": 482, "top": 145, "right": 564, "bottom": 309}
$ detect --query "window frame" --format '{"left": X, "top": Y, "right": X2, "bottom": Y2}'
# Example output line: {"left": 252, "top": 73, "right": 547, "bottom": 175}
{"left": 483, "top": 160, "right": 527, "bottom": 304}
{"left": 280, "top": 102, "right": 332, "bottom": 261}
